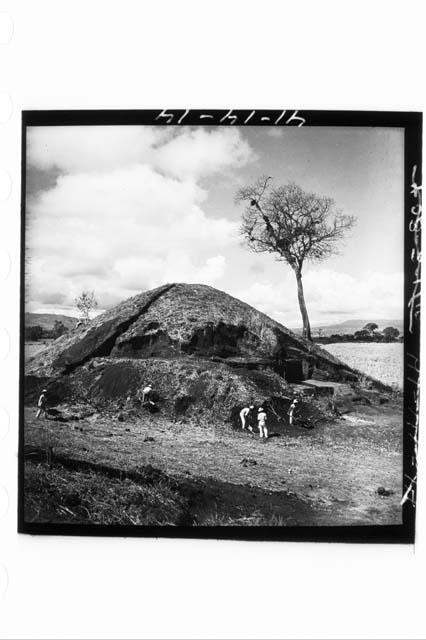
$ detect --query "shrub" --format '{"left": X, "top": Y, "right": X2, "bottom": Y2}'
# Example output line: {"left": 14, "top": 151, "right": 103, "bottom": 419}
{"left": 25, "top": 325, "right": 44, "bottom": 341}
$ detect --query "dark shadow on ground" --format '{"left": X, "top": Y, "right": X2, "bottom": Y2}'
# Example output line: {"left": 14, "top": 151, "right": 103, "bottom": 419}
{"left": 23, "top": 448, "right": 317, "bottom": 527}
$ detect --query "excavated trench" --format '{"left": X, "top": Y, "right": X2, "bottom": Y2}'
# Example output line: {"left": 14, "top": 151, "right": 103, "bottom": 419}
{"left": 112, "top": 321, "right": 312, "bottom": 383}
{"left": 112, "top": 330, "right": 178, "bottom": 359}
{"left": 182, "top": 322, "right": 262, "bottom": 359}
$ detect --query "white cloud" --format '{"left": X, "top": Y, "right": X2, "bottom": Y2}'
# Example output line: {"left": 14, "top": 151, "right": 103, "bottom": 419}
{"left": 233, "top": 279, "right": 293, "bottom": 323}
{"left": 232, "top": 269, "right": 404, "bottom": 328}
{"left": 154, "top": 127, "right": 255, "bottom": 179}
{"left": 26, "top": 125, "right": 403, "bottom": 328}
{"left": 114, "top": 253, "right": 227, "bottom": 292}
{"left": 25, "top": 126, "right": 252, "bottom": 312}
{"left": 27, "top": 126, "right": 164, "bottom": 173}
{"left": 27, "top": 125, "right": 255, "bottom": 180}
{"left": 266, "top": 128, "right": 285, "bottom": 138}
{"left": 303, "top": 269, "right": 404, "bottom": 321}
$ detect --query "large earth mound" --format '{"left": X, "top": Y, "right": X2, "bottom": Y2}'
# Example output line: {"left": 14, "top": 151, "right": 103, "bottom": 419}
{"left": 25, "top": 283, "right": 364, "bottom": 424}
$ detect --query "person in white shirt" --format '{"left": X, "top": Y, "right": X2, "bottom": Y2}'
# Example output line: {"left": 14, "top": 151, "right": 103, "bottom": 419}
{"left": 36, "top": 389, "right": 48, "bottom": 419}
{"left": 239, "top": 405, "right": 255, "bottom": 432}
{"left": 288, "top": 398, "right": 299, "bottom": 426}
{"left": 141, "top": 384, "right": 154, "bottom": 405}
{"left": 257, "top": 407, "right": 268, "bottom": 438}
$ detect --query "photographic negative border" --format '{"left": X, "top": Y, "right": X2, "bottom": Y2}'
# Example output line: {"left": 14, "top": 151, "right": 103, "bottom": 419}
{"left": 18, "top": 109, "right": 422, "bottom": 543}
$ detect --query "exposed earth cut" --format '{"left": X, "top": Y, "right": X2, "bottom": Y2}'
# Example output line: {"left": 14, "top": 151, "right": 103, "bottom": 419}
{"left": 25, "top": 283, "right": 384, "bottom": 424}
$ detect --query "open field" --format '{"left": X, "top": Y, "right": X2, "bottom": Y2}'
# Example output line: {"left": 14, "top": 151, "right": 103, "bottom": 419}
{"left": 25, "top": 340, "right": 53, "bottom": 361}
{"left": 322, "top": 342, "right": 403, "bottom": 389}
{"left": 24, "top": 398, "right": 403, "bottom": 527}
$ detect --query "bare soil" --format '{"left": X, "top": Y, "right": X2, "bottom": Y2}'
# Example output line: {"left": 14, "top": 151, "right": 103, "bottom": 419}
{"left": 23, "top": 398, "right": 403, "bottom": 527}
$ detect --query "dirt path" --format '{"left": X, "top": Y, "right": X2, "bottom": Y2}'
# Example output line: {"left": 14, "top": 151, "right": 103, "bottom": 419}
{"left": 24, "top": 401, "right": 403, "bottom": 526}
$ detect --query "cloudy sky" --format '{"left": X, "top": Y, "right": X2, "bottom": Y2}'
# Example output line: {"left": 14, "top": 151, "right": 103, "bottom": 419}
{"left": 25, "top": 125, "right": 404, "bottom": 328}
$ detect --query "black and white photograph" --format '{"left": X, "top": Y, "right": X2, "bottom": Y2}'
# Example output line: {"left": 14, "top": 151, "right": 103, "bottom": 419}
{"left": 3, "top": 3, "right": 426, "bottom": 638}
{"left": 19, "top": 111, "right": 420, "bottom": 541}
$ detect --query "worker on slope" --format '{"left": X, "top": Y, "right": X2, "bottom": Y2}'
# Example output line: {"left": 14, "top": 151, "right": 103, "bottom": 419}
{"left": 142, "top": 383, "right": 152, "bottom": 404}
{"left": 257, "top": 406, "right": 268, "bottom": 439}
{"left": 142, "top": 383, "right": 158, "bottom": 413}
{"left": 36, "top": 389, "right": 48, "bottom": 420}
{"left": 288, "top": 398, "right": 299, "bottom": 426}
{"left": 240, "top": 405, "right": 255, "bottom": 432}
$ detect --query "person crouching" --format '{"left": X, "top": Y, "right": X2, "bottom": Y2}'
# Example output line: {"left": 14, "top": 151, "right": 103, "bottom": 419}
{"left": 141, "top": 384, "right": 154, "bottom": 406}
{"left": 257, "top": 407, "right": 268, "bottom": 439}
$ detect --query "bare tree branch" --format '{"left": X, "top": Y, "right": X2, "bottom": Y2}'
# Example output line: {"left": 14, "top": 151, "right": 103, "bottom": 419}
{"left": 236, "top": 178, "right": 356, "bottom": 340}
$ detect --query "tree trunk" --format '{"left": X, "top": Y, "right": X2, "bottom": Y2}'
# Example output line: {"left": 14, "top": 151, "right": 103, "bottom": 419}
{"left": 294, "top": 269, "right": 312, "bottom": 342}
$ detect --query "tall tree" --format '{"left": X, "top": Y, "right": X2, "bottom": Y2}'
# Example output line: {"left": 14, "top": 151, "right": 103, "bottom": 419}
{"left": 236, "top": 177, "right": 355, "bottom": 341}
{"left": 75, "top": 290, "right": 98, "bottom": 325}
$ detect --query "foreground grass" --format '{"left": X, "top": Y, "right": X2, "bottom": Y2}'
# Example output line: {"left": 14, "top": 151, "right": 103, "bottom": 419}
{"left": 24, "top": 397, "right": 403, "bottom": 527}
{"left": 24, "top": 461, "right": 189, "bottom": 525}
{"left": 24, "top": 458, "right": 310, "bottom": 526}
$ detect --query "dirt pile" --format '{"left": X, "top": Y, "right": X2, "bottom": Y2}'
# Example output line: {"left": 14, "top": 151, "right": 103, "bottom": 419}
{"left": 35, "top": 356, "right": 304, "bottom": 427}
{"left": 25, "top": 283, "right": 367, "bottom": 424}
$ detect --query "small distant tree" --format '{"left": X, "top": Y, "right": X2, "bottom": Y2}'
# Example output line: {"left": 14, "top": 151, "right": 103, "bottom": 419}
{"left": 52, "top": 320, "right": 68, "bottom": 339}
{"left": 363, "top": 322, "right": 378, "bottom": 335}
{"left": 75, "top": 291, "right": 98, "bottom": 325}
{"left": 236, "top": 177, "right": 356, "bottom": 341}
{"left": 382, "top": 326, "right": 400, "bottom": 342}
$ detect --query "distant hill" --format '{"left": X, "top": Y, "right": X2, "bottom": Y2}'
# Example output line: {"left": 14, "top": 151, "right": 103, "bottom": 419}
{"left": 25, "top": 312, "right": 77, "bottom": 331}
{"left": 316, "top": 319, "right": 403, "bottom": 336}
{"left": 294, "top": 319, "right": 403, "bottom": 336}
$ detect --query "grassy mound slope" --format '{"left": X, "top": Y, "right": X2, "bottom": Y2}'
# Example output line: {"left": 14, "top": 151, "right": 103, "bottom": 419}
{"left": 26, "top": 283, "right": 350, "bottom": 379}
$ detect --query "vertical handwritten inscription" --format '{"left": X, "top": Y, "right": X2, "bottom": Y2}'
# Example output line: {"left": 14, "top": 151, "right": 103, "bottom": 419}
{"left": 401, "top": 165, "right": 422, "bottom": 508}
{"left": 408, "top": 165, "right": 422, "bottom": 333}
{"left": 401, "top": 353, "right": 419, "bottom": 507}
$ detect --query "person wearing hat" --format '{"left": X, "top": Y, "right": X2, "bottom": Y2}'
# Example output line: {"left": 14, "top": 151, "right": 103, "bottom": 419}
{"left": 36, "top": 389, "right": 48, "bottom": 420}
{"left": 288, "top": 398, "right": 299, "bottom": 426}
{"left": 239, "top": 405, "right": 255, "bottom": 432}
{"left": 257, "top": 406, "right": 268, "bottom": 439}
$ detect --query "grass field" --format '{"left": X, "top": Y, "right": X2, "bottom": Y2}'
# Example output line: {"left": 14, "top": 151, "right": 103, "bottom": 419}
{"left": 25, "top": 341, "right": 53, "bottom": 361}
{"left": 322, "top": 342, "right": 403, "bottom": 389}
